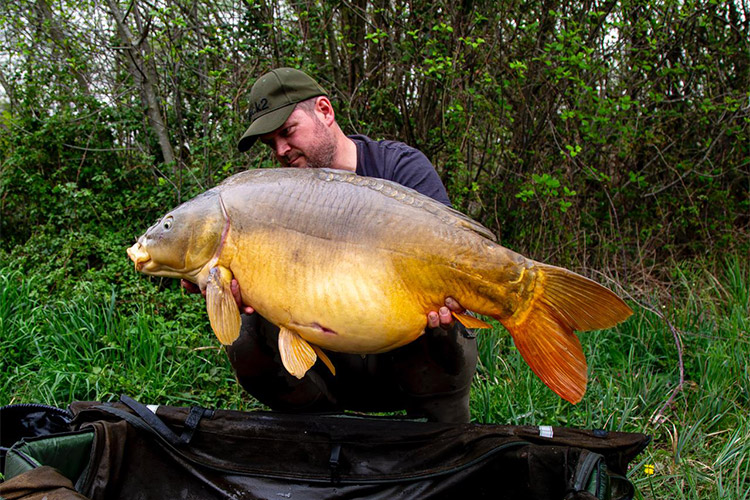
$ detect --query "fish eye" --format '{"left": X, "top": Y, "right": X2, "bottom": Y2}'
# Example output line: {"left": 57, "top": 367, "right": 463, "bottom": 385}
{"left": 163, "top": 216, "right": 173, "bottom": 230}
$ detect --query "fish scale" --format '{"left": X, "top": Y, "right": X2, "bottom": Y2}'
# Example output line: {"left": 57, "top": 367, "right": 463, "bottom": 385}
{"left": 127, "top": 168, "right": 632, "bottom": 403}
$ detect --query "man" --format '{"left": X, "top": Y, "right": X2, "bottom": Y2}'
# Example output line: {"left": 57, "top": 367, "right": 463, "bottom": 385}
{"left": 198, "top": 68, "right": 477, "bottom": 423}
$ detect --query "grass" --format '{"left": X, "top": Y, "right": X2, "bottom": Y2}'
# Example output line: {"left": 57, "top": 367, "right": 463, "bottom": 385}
{"left": 0, "top": 270, "right": 254, "bottom": 410}
{"left": 1, "top": 258, "right": 748, "bottom": 498}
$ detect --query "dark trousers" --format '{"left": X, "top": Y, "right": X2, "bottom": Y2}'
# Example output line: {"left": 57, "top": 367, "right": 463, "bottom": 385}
{"left": 226, "top": 313, "right": 478, "bottom": 423}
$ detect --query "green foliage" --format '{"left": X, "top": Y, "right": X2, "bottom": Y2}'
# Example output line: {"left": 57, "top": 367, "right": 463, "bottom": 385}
{"left": 2, "top": 0, "right": 748, "bottom": 270}
{"left": 515, "top": 173, "right": 577, "bottom": 213}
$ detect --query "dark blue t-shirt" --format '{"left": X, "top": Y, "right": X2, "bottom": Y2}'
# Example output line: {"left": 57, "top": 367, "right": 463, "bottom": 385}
{"left": 350, "top": 134, "right": 451, "bottom": 206}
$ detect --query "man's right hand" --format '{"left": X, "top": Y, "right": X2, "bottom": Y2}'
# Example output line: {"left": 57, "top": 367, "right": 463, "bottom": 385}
{"left": 181, "top": 278, "right": 255, "bottom": 314}
{"left": 426, "top": 297, "right": 464, "bottom": 330}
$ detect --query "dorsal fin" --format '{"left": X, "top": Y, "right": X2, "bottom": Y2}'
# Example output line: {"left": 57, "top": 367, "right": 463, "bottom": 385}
{"left": 217, "top": 167, "right": 496, "bottom": 241}
{"left": 314, "top": 169, "right": 497, "bottom": 241}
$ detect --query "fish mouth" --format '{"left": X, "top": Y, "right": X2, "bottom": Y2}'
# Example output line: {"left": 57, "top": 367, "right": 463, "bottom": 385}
{"left": 127, "top": 242, "right": 151, "bottom": 271}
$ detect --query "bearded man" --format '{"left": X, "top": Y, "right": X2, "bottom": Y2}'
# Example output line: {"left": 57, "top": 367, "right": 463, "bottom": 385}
{"left": 190, "top": 68, "right": 477, "bottom": 423}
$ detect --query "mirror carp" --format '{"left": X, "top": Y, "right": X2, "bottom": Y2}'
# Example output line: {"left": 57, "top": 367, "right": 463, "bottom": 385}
{"left": 127, "top": 168, "right": 632, "bottom": 403}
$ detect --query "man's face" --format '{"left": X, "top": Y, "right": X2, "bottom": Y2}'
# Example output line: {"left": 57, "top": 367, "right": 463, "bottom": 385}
{"left": 259, "top": 106, "right": 336, "bottom": 169}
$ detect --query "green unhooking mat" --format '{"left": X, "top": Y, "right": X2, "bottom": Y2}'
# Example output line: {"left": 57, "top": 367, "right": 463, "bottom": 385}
{"left": 1, "top": 396, "right": 649, "bottom": 500}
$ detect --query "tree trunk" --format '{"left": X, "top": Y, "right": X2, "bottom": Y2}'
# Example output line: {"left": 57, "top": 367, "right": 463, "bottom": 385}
{"left": 106, "top": 0, "right": 176, "bottom": 168}
{"left": 342, "top": 0, "right": 367, "bottom": 98}
{"left": 34, "top": 0, "right": 91, "bottom": 97}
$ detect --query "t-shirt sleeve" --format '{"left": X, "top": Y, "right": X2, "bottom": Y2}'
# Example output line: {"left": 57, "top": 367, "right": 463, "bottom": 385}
{"left": 390, "top": 148, "right": 452, "bottom": 206}
{"left": 353, "top": 135, "right": 452, "bottom": 206}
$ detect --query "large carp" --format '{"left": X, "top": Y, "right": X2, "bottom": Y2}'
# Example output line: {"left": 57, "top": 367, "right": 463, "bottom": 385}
{"left": 127, "top": 168, "right": 632, "bottom": 403}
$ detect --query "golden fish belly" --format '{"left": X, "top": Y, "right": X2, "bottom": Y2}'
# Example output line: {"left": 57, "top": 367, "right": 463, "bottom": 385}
{"left": 228, "top": 228, "right": 435, "bottom": 354}
{"left": 215, "top": 168, "right": 530, "bottom": 352}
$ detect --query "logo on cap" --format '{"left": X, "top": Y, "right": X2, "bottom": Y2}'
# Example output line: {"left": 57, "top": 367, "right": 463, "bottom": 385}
{"left": 248, "top": 98, "right": 269, "bottom": 121}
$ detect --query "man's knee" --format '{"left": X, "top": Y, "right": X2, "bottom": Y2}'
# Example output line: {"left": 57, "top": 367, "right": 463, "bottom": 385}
{"left": 226, "top": 314, "right": 338, "bottom": 412}
{"left": 392, "top": 324, "right": 478, "bottom": 422}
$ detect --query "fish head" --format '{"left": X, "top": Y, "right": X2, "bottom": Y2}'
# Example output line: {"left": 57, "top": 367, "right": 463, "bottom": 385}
{"left": 127, "top": 190, "right": 228, "bottom": 284}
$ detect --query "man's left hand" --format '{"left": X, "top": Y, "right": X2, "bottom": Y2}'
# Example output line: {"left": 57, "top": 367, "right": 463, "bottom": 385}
{"left": 181, "top": 278, "right": 255, "bottom": 315}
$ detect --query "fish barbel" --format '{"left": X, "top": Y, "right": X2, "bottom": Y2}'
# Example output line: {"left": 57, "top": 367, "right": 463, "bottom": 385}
{"left": 127, "top": 168, "right": 632, "bottom": 403}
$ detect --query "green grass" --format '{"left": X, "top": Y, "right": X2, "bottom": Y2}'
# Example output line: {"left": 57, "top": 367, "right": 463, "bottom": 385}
{"left": 0, "top": 269, "right": 255, "bottom": 410}
{"left": 1, "top": 259, "right": 748, "bottom": 498}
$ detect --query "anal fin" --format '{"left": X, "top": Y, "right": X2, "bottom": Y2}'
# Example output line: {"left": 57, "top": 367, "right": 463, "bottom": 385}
{"left": 205, "top": 266, "right": 241, "bottom": 345}
{"left": 451, "top": 311, "right": 492, "bottom": 329}
{"left": 278, "top": 327, "right": 317, "bottom": 379}
{"left": 312, "top": 345, "right": 336, "bottom": 376}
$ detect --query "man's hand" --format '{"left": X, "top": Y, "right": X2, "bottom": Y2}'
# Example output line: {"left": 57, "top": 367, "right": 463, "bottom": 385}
{"left": 426, "top": 297, "right": 463, "bottom": 330}
{"left": 181, "top": 278, "right": 255, "bottom": 314}
{"left": 180, "top": 279, "right": 203, "bottom": 296}
{"left": 230, "top": 279, "right": 255, "bottom": 314}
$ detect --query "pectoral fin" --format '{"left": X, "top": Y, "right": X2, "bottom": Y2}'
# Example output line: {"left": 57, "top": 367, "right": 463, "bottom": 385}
{"left": 452, "top": 311, "right": 492, "bottom": 329}
{"left": 278, "top": 327, "right": 317, "bottom": 379}
{"left": 205, "top": 266, "right": 241, "bottom": 345}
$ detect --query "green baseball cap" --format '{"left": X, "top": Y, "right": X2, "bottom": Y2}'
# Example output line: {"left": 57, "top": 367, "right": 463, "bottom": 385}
{"left": 237, "top": 68, "right": 328, "bottom": 151}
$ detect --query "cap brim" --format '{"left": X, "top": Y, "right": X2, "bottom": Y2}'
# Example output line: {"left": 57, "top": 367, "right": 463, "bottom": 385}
{"left": 237, "top": 103, "right": 297, "bottom": 152}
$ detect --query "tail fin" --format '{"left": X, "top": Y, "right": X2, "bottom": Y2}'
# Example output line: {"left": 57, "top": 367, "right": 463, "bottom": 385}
{"left": 495, "top": 263, "right": 633, "bottom": 404}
